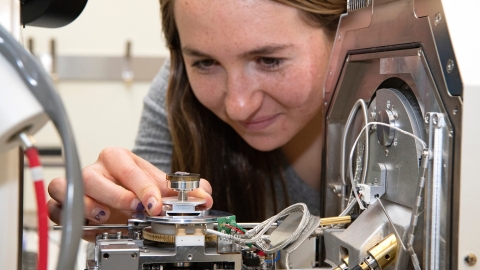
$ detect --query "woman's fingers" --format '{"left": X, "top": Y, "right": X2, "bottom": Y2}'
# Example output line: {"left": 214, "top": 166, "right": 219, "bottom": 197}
{"left": 48, "top": 177, "right": 112, "bottom": 223}
{"left": 47, "top": 147, "right": 215, "bottom": 229}
{"left": 96, "top": 148, "right": 168, "bottom": 215}
{"left": 189, "top": 178, "right": 214, "bottom": 208}
{"left": 47, "top": 199, "right": 63, "bottom": 224}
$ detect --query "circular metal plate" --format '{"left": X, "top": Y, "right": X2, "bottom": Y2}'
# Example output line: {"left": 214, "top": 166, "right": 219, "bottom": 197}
{"left": 147, "top": 210, "right": 232, "bottom": 224}
{"left": 162, "top": 197, "right": 206, "bottom": 206}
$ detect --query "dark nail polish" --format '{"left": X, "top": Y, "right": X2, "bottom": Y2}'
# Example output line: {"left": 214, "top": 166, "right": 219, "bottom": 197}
{"left": 136, "top": 202, "right": 145, "bottom": 211}
{"left": 148, "top": 203, "right": 153, "bottom": 210}
{"left": 99, "top": 210, "right": 106, "bottom": 216}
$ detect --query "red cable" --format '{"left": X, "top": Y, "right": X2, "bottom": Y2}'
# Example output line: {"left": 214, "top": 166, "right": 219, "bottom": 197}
{"left": 24, "top": 147, "right": 48, "bottom": 270}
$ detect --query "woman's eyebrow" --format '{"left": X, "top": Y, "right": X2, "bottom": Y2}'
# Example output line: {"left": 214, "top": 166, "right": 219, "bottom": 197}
{"left": 182, "top": 47, "right": 212, "bottom": 58}
{"left": 239, "top": 44, "right": 294, "bottom": 58}
{"left": 182, "top": 44, "right": 294, "bottom": 58}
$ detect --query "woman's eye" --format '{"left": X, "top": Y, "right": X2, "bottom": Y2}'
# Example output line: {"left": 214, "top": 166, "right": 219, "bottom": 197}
{"left": 257, "top": 57, "right": 283, "bottom": 69}
{"left": 192, "top": 59, "right": 217, "bottom": 70}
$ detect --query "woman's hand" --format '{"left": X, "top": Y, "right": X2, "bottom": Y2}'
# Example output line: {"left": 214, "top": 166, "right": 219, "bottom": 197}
{"left": 47, "top": 147, "right": 213, "bottom": 225}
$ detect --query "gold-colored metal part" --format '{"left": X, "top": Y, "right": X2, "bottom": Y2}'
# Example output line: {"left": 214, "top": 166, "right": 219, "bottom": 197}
{"left": 358, "top": 261, "right": 370, "bottom": 270}
{"left": 166, "top": 172, "right": 201, "bottom": 182}
{"left": 142, "top": 227, "right": 217, "bottom": 243}
{"left": 368, "top": 233, "right": 398, "bottom": 269}
{"left": 320, "top": 216, "right": 352, "bottom": 226}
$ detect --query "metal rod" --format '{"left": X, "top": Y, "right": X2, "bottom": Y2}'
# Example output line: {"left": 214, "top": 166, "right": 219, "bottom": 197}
{"left": 377, "top": 198, "right": 407, "bottom": 251}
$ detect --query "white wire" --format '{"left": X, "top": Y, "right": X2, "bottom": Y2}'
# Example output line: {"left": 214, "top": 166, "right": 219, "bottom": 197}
{"left": 348, "top": 121, "right": 428, "bottom": 210}
{"left": 207, "top": 203, "right": 313, "bottom": 254}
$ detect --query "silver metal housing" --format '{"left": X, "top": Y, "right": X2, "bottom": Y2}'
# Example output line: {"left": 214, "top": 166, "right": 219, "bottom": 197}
{"left": 322, "top": 0, "right": 462, "bottom": 269}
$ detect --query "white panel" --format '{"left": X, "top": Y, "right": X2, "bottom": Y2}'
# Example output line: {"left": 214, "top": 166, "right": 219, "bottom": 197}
{"left": 0, "top": 149, "right": 20, "bottom": 270}
{"left": 458, "top": 85, "right": 480, "bottom": 269}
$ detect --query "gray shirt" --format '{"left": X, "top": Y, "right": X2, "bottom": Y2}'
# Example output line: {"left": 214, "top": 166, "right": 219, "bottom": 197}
{"left": 132, "top": 59, "right": 321, "bottom": 216}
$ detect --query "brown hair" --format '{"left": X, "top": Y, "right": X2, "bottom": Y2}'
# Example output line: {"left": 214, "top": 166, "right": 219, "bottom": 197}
{"left": 160, "top": 0, "right": 346, "bottom": 221}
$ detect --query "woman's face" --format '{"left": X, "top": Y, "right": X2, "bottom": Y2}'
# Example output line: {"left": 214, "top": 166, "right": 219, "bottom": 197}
{"left": 175, "top": 0, "right": 332, "bottom": 151}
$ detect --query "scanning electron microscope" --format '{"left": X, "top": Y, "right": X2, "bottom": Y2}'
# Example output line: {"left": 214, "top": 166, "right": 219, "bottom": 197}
{"left": 82, "top": 0, "right": 480, "bottom": 269}
{"left": 1, "top": 0, "right": 479, "bottom": 269}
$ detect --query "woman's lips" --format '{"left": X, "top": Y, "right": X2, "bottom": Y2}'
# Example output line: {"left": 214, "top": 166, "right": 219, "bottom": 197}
{"left": 240, "top": 114, "right": 280, "bottom": 132}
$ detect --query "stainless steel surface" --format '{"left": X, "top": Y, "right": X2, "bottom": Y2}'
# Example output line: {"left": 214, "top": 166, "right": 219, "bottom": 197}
{"left": 347, "top": 0, "right": 371, "bottom": 12}
{"left": 424, "top": 112, "right": 448, "bottom": 270}
{"left": 96, "top": 238, "right": 140, "bottom": 270}
{"left": 147, "top": 214, "right": 222, "bottom": 225}
{"left": 377, "top": 198, "right": 406, "bottom": 251}
{"left": 166, "top": 172, "right": 201, "bottom": 202}
{"left": 322, "top": 0, "right": 462, "bottom": 268}
{"left": 324, "top": 201, "right": 411, "bottom": 269}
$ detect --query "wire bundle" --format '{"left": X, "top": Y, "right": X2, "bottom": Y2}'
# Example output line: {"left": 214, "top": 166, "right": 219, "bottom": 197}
{"left": 207, "top": 203, "right": 319, "bottom": 256}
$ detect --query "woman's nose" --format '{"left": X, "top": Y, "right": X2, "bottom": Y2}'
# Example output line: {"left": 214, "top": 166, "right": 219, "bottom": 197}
{"left": 224, "top": 72, "right": 263, "bottom": 121}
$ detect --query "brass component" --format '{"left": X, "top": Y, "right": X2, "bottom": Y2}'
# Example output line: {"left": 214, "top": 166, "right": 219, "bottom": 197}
{"left": 320, "top": 216, "right": 351, "bottom": 226}
{"left": 166, "top": 172, "right": 200, "bottom": 182}
{"left": 142, "top": 227, "right": 217, "bottom": 243}
{"left": 465, "top": 253, "right": 477, "bottom": 266}
{"left": 358, "top": 261, "right": 370, "bottom": 270}
{"left": 367, "top": 233, "right": 398, "bottom": 269}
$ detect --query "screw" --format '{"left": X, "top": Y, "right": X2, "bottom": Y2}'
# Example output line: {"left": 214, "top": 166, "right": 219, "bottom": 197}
{"left": 465, "top": 254, "right": 477, "bottom": 266}
{"left": 446, "top": 59, "right": 455, "bottom": 73}
{"left": 435, "top": 12, "right": 442, "bottom": 26}
{"left": 188, "top": 254, "right": 193, "bottom": 261}
{"left": 102, "top": 232, "right": 109, "bottom": 239}
{"left": 453, "top": 109, "right": 458, "bottom": 115}
{"left": 385, "top": 149, "right": 389, "bottom": 156}
{"left": 131, "top": 253, "right": 138, "bottom": 259}
{"left": 425, "top": 115, "right": 430, "bottom": 123}
{"left": 393, "top": 112, "right": 399, "bottom": 120}
{"left": 432, "top": 114, "right": 439, "bottom": 125}
{"left": 116, "top": 231, "right": 123, "bottom": 239}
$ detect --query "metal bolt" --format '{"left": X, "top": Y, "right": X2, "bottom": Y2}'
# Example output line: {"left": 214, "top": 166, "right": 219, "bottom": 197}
{"left": 453, "top": 109, "right": 458, "bottom": 115}
{"left": 385, "top": 149, "right": 389, "bottom": 156}
{"left": 131, "top": 253, "right": 138, "bottom": 259}
{"left": 393, "top": 112, "right": 399, "bottom": 120}
{"left": 370, "top": 111, "right": 376, "bottom": 119}
{"left": 465, "top": 254, "right": 477, "bottom": 266}
{"left": 432, "top": 114, "right": 439, "bottom": 125}
{"left": 187, "top": 254, "right": 193, "bottom": 261}
{"left": 102, "top": 232, "right": 109, "bottom": 239}
{"left": 116, "top": 231, "right": 123, "bottom": 239}
{"left": 425, "top": 115, "right": 430, "bottom": 123}
{"left": 134, "top": 231, "right": 142, "bottom": 240}
{"left": 446, "top": 59, "right": 455, "bottom": 73}
{"left": 435, "top": 12, "right": 442, "bottom": 26}
{"left": 332, "top": 185, "right": 343, "bottom": 194}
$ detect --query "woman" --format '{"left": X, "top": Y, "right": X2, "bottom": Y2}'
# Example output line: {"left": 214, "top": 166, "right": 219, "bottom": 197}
{"left": 48, "top": 0, "right": 346, "bottom": 225}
